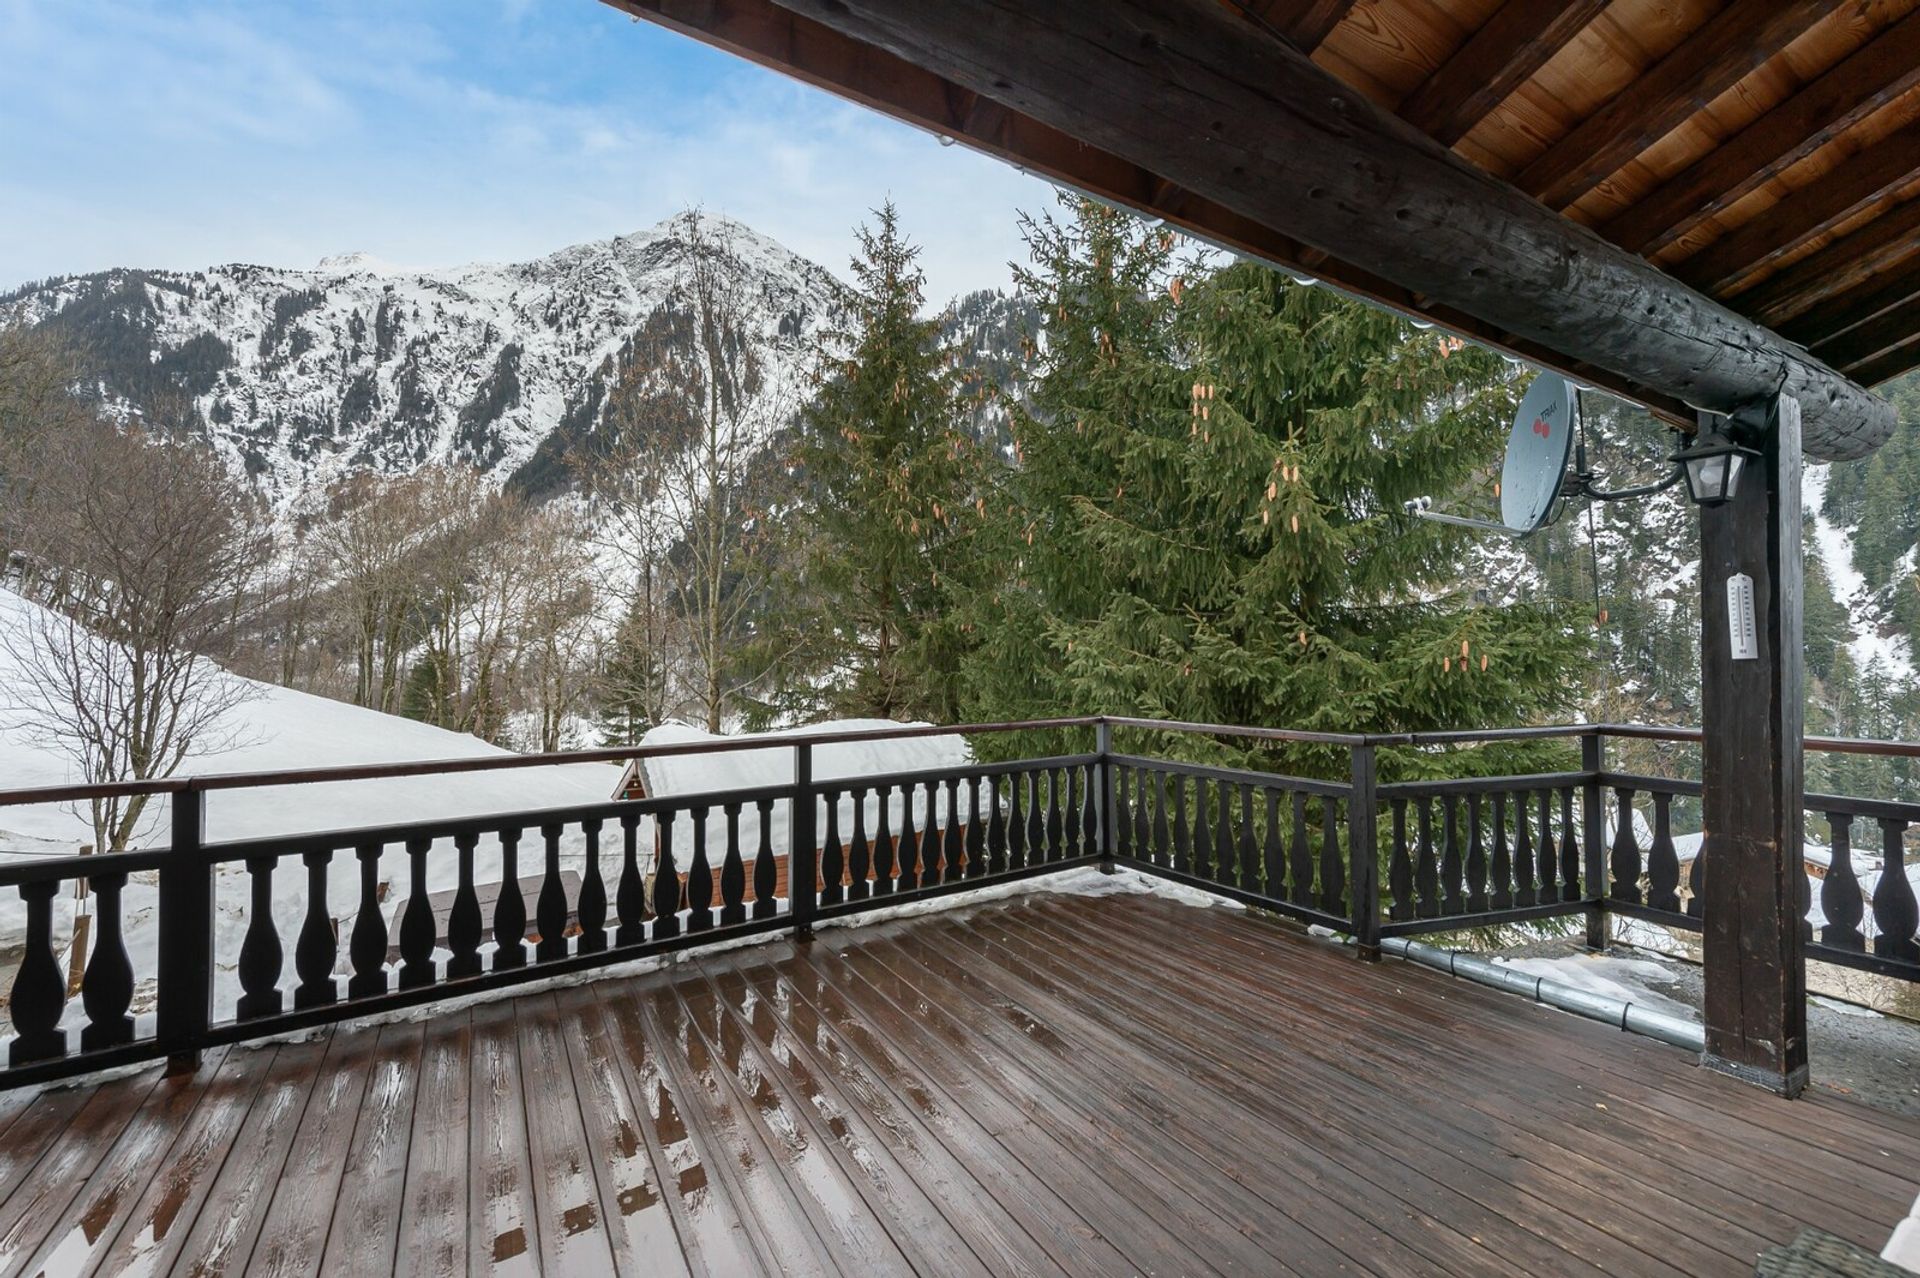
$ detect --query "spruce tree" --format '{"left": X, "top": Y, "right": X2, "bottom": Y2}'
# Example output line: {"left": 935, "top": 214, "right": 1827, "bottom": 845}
{"left": 965, "top": 198, "right": 1588, "bottom": 777}
{"left": 790, "top": 202, "right": 988, "bottom": 722}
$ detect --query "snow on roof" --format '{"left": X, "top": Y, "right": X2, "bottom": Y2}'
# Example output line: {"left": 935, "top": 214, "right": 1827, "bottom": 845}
{"left": 635, "top": 719, "right": 971, "bottom": 800}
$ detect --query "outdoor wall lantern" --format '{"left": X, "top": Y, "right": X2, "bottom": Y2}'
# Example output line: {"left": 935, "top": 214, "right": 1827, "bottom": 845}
{"left": 1672, "top": 424, "right": 1761, "bottom": 507}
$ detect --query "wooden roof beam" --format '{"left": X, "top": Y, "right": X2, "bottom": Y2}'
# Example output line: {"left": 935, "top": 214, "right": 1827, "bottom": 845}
{"left": 1678, "top": 120, "right": 1920, "bottom": 296}
{"left": 745, "top": 0, "right": 1892, "bottom": 459}
{"left": 1846, "top": 330, "right": 1920, "bottom": 388}
{"left": 1397, "top": 0, "right": 1608, "bottom": 147}
{"left": 1815, "top": 307, "right": 1920, "bottom": 375}
{"left": 1600, "top": 11, "right": 1920, "bottom": 256}
{"left": 1514, "top": 0, "right": 1829, "bottom": 211}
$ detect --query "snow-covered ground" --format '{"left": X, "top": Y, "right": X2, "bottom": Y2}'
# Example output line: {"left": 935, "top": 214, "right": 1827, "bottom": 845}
{"left": 0, "top": 586, "right": 624, "bottom": 1024}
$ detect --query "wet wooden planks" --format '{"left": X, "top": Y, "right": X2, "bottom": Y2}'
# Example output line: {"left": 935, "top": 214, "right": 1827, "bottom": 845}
{"left": 0, "top": 889, "right": 1915, "bottom": 1275}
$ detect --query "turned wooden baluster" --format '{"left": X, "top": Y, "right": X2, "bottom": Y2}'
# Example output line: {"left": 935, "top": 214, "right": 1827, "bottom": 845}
{"left": 924, "top": 779, "right": 946, "bottom": 880}
{"left": 1114, "top": 769, "right": 1132, "bottom": 858}
{"left": 1172, "top": 776, "right": 1193, "bottom": 875}
{"left": 1045, "top": 770, "right": 1065, "bottom": 862}
{"left": 1319, "top": 799, "right": 1345, "bottom": 915}
{"left": 1387, "top": 798, "right": 1413, "bottom": 921}
{"left": 1646, "top": 793, "right": 1681, "bottom": 914}
{"left": 848, "top": 789, "right": 872, "bottom": 901}
{"left": 1028, "top": 772, "right": 1047, "bottom": 866}
{"left": 1489, "top": 793, "right": 1512, "bottom": 911}
{"left": 399, "top": 835, "right": 437, "bottom": 989}
{"left": 1872, "top": 818, "right": 1918, "bottom": 963}
{"left": 8, "top": 880, "right": 67, "bottom": 1064}
{"left": 988, "top": 775, "right": 1009, "bottom": 875}
{"left": 617, "top": 813, "right": 646, "bottom": 944}
{"left": 447, "top": 833, "right": 484, "bottom": 979}
{"left": 1238, "top": 785, "right": 1259, "bottom": 894}
{"left": 968, "top": 777, "right": 988, "bottom": 879}
{"left": 494, "top": 828, "right": 528, "bottom": 969}
{"left": 1465, "top": 796, "right": 1488, "bottom": 913}
{"left": 293, "top": 849, "right": 338, "bottom": 1009}
{"left": 1081, "top": 765, "right": 1099, "bottom": 858}
{"left": 718, "top": 803, "right": 747, "bottom": 926}
{"left": 1820, "top": 813, "right": 1865, "bottom": 950}
{"left": 1215, "top": 781, "right": 1237, "bottom": 887}
{"left": 536, "top": 823, "right": 570, "bottom": 960}
{"left": 1609, "top": 789, "right": 1642, "bottom": 905}
{"left": 943, "top": 777, "right": 965, "bottom": 881}
{"left": 753, "top": 799, "right": 778, "bottom": 919}
{"left": 820, "top": 793, "right": 845, "bottom": 908}
{"left": 1439, "top": 797, "right": 1464, "bottom": 915}
{"left": 1289, "top": 790, "right": 1314, "bottom": 908}
{"left": 349, "top": 842, "right": 389, "bottom": 996}
{"left": 1414, "top": 797, "right": 1439, "bottom": 918}
{"left": 578, "top": 817, "right": 608, "bottom": 953}
{"left": 1192, "top": 778, "right": 1214, "bottom": 880}
{"left": 653, "top": 817, "right": 681, "bottom": 940}
{"left": 236, "top": 855, "right": 284, "bottom": 1020}
{"left": 1264, "top": 788, "right": 1286, "bottom": 899}
{"left": 80, "top": 870, "right": 135, "bottom": 1050}
{"left": 873, "top": 786, "right": 898, "bottom": 892}
{"left": 896, "top": 787, "right": 922, "bottom": 892}
{"left": 1512, "top": 795, "right": 1536, "bottom": 907}
{"left": 1685, "top": 829, "right": 1706, "bottom": 919}
{"left": 1558, "top": 788, "right": 1581, "bottom": 901}
{"left": 1535, "top": 790, "right": 1558, "bottom": 900}
{"left": 685, "top": 807, "right": 714, "bottom": 933}
{"left": 1144, "top": 771, "right": 1159, "bottom": 859}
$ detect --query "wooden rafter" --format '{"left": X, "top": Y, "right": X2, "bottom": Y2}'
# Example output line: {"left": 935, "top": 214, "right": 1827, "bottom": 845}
{"left": 1514, "top": 0, "right": 1829, "bottom": 211}
{"left": 1815, "top": 307, "right": 1920, "bottom": 375}
{"left": 1782, "top": 257, "right": 1920, "bottom": 348}
{"left": 1737, "top": 195, "right": 1920, "bottom": 327}
{"left": 1396, "top": 0, "right": 1606, "bottom": 147}
{"left": 1599, "top": 11, "right": 1920, "bottom": 257}
{"left": 1679, "top": 120, "right": 1920, "bottom": 296}
{"left": 1227, "top": 0, "right": 1359, "bottom": 52}
{"left": 1848, "top": 330, "right": 1920, "bottom": 388}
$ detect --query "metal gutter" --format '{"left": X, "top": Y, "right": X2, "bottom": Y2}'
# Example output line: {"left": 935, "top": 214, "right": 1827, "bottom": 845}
{"left": 1381, "top": 936, "right": 1705, "bottom": 1053}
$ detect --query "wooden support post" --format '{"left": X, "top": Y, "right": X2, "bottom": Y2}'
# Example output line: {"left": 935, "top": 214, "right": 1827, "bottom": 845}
{"left": 157, "top": 786, "right": 212, "bottom": 1075}
{"left": 1582, "top": 732, "right": 1608, "bottom": 952}
{"left": 1349, "top": 744, "right": 1381, "bottom": 960}
{"left": 1698, "top": 395, "right": 1808, "bottom": 1096}
{"left": 791, "top": 742, "right": 816, "bottom": 941}
{"left": 1096, "top": 720, "right": 1117, "bottom": 874}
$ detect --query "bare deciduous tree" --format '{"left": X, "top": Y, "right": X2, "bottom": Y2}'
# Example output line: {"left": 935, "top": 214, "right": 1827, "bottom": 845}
{"left": 0, "top": 410, "right": 271, "bottom": 851}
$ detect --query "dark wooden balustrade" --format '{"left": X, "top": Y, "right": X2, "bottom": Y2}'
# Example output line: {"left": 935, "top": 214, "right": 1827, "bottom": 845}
{"left": 4, "top": 718, "right": 1919, "bottom": 1088}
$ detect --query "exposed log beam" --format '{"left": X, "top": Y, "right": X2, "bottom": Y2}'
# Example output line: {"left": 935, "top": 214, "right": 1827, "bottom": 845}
{"left": 1736, "top": 196, "right": 1920, "bottom": 327}
{"left": 1781, "top": 257, "right": 1920, "bottom": 348}
{"left": 1600, "top": 11, "right": 1920, "bottom": 256}
{"left": 1814, "top": 307, "right": 1920, "bottom": 375}
{"left": 603, "top": 0, "right": 1694, "bottom": 426}
{"left": 1847, "top": 331, "right": 1920, "bottom": 389}
{"left": 724, "top": 0, "right": 1890, "bottom": 458}
{"left": 1397, "top": 0, "right": 1607, "bottom": 147}
{"left": 1678, "top": 119, "right": 1920, "bottom": 296}
{"left": 1228, "top": 0, "right": 1359, "bottom": 52}
{"left": 1513, "top": 0, "right": 1828, "bottom": 211}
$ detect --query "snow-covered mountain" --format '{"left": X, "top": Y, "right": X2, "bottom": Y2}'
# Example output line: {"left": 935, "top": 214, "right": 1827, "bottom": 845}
{"left": 0, "top": 212, "right": 855, "bottom": 509}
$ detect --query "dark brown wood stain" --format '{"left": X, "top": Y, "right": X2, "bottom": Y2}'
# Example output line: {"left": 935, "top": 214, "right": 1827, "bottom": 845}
{"left": 0, "top": 890, "right": 1914, "bottom": 1276}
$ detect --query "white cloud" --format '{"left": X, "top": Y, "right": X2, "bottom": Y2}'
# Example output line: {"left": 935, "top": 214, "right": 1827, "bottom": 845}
{"left": 0, "top": 0, "right": 1059, "bottom": 303}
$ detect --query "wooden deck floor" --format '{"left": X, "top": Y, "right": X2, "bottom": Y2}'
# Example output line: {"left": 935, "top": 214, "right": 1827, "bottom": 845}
{"left": 0, "top": 888, "right": 1916, "bottom": 1277}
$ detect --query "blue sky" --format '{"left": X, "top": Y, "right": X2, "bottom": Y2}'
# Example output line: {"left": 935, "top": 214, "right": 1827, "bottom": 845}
{"left": 0, "top": 0, "right": 1059, "bottom": 300}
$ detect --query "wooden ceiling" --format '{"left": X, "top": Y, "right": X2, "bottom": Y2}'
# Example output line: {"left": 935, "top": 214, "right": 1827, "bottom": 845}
{"left": 608, "top": 0, "right": 1909, "bottom": 455}
{"left": 1274, "top": 0, "right": 1920, "bottom": 387}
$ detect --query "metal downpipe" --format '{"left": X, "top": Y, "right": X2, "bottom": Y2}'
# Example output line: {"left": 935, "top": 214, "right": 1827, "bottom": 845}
{"left": 1380, "top": 936, "right": 1705, "bottom": 1053}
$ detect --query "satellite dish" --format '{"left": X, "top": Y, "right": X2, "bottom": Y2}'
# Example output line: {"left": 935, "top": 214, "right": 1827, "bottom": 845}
{"left": 1498, "top": 373, "right": 1576, "bottom": 534}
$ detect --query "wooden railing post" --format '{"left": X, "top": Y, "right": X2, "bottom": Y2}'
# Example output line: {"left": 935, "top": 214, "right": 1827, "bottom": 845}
{"left": 792, "top": 741, "right": 816, "bottom": 941}
{"left": 1097, "top": 719, "right": 1117, "bottom": 874}
{"left": 157, "top": 784, "right": 213, "bottom": 1073}
{"left": 1349, "top": 743, "right": 1381, "bottom": 960}
{"left": 1582, "top": 731, "right": 1608, "bottom": 951}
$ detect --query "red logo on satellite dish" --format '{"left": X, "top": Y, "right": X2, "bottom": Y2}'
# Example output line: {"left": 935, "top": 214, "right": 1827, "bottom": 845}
{"left": 1531, "top": 416, "right": 1552, "bottom": 439}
